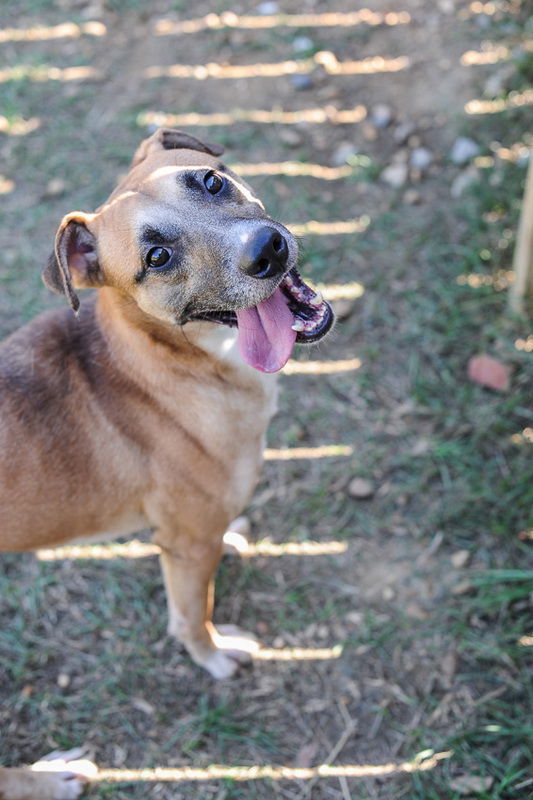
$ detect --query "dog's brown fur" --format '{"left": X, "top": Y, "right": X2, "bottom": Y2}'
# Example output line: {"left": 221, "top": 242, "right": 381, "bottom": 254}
{"left": 0, "top": 129, "right": 305, "bottom": 799}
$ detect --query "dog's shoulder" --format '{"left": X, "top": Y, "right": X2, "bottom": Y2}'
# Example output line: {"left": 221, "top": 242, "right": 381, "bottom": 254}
{"left": 0, "top": 297, "right": 104, "bottom": 410}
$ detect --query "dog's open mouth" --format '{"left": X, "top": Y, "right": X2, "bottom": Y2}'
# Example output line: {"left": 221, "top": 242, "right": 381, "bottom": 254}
{"left": 192, "top": 267, "right": 334, "bottom": 373}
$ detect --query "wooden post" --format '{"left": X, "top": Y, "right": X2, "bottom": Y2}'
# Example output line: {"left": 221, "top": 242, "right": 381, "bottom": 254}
{"left": 508, "top": 154, "right": 533, "bottom": 315}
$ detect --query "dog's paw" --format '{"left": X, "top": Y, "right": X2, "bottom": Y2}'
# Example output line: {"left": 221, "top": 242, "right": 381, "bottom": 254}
{"left": 30, "top": 748, "right": 96, "bottom": 799}
{"left": 26, "top": 770, "right": 86, "bottom": 799}
{"left": 203, "top": 625, "right": 259, "bottom": 679}
{"left": 222, "top": 516, "right": 251, "bottom": 556}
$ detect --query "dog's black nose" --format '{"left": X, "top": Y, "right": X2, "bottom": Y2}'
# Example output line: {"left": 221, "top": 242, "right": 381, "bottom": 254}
{"left": 239, "top": 226, "right": 289, "bottom": 279}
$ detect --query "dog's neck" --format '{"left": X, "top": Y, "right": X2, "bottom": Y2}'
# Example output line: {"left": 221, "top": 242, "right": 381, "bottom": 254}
{"left": 94, "top": 286, "right": 272, "bottom": 385}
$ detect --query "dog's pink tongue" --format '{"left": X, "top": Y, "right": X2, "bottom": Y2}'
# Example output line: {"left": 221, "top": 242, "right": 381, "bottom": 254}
{"left": 235, "top": 288, "right": 296, "bottom": 373}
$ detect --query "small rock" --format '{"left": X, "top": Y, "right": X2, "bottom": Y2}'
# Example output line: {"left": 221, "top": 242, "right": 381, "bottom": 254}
{"left": 289, "top": 74, "right": 314, "bottom": 90}
{"left": 45, "top": 178, "right": 66, "bottom": 197}
{"left": 382, "top": 586, "right": 395, "bottom": 601}
{"left": 279, "top": 128, "right": 304, "bottom": 147}
{"left": 303, "top": 697, "right": 329, "bottom": 713}
{"left": 348, "top": 477, "right": 375, "bottom": 499}
{"left": 410, "top": 147, "right": 433, "bottom": 170}
{"left": 451, "top": 549, "right": 470, "bottom": 568}
{"left": 370, "top": 103, "right": 393, "bottom": 128}
{"left": 441, "top": 650, "right": 457, "bottom": 688}
{"left": 331, "top": 298, "right": 356, "bottom": 320}
{"left": 344, "top": 610, "right": 364, "bottom": 626}
{"left": 331, "top": 141, "right": 358, "bottom": 166}
{"left": 449, "top": 775, "right": 494, "bottom": 795}
{"left": 393, "top": 121, "right": 416, "bottom": 144}
{"left": 361, "top": 122, "right": 378, "bottom": 142}
{"left": 57, "top": 673, "right": 70, "bottom": 688}
{"left": 409, "top": 167, "right": 423, "bottom": 184}
{"left": 293, "top": 35, "right": 314, "bottom": 53}
{"left": 451, "top": 580, "right": 473, "bottom": 595}
{"left": 256, "top": 1, "right": 279, "bottom": 13}
{"left": 403, "top": 188, "right": 422, "bottom": 205}
{"left": 467, "top": 354, "right": 511, "bottom": 392}
{"left": 405, "top": 602, "right": 429, "bottom": 620}
{"left": 438, "top": 0, "right": 454, "bottom": 12}
{"left": 450, "top": 136, "right": 481, "bottom": 165}
{"left": 392, "top": 526, "right": 409, "bottom": 536}
{"left": 381, "top": 162, "right": 408, "bottom": 188}
{"left": 392, "top": 148, "right": 409, "bottom": 163}
{"left": 450, "top": 167, "right": 479, "bottom": 198}
{"left": 316, "top": 84, "right": 340, "bottom": 101}
{"left": 132, "top": 697, "right": 155, "bottom": 715}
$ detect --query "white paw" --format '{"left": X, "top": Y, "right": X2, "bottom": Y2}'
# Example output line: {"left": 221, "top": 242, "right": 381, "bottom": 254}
{"left": 51, "top": 773, "right": 86, "bottom": 799}
{"left": 31, "top": 749, "right": 96, "bottom": 799}
{"left": 223, "top": 517, "right": 251, "bottom": 556}
{"left": 29, "top": 771, "right": 86, "bottom": 799}
{"left": 203, "top": 625, "right": 259, "bottom": 679}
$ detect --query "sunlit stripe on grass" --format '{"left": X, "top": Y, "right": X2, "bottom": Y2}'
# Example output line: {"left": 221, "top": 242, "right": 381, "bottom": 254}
{"left": 264, "top": 445, "right": 353, "bottom": 460}
{"left": 89, "top": 749, "right": 452, "bottom": 783}
{"left": 459, "top": 1, "right": 519, "bottom": 18}
{"left": 283, "top": 358, "right": 362, "bottom": 375}
{"left": 0, "top": 65, "right": 100, "bottom": 83}
{"left": 154, "top": 10, "right": 411, "bottom": 35}
{"left": 289, "top": 216, "right": 370, "bottom": 237}
{"left": 145, "top": 53, "right": 409, "bottom": 80}
{"left": 509, "top": 427, "right": 533, "bottom": 445}
{"left": 461, "top": 44, "right": 510, "bottom": 66}
{"left": 515, "top": 335, "right": 533, "bottom": 353}
{"left": 0, "top": 115, "right": 41, "bottom": 135}
{"left": 456, "top": 270, "right": 514, "bottom": 290}
{"left": 223, "top": 532, "right": 348, "bottom": 557}
{"left": 138, "top": 105, "right": 367, "bottom": 127}
{"left": 0, "top": 176, "right": 15, "bottom": 194}
{"left": 318, "top": 282, "right": 365, "bottom": 300}
{"left": 465, "top": 89, "right": 533, "bottom": 115}
{"left": 0, "top": 21, "right": 106, "bottom": 42}
{"left": 36, "top": 538, "right": 348, "bottom": 562}
{"left": 231, "top": 161, "right": 355, "bottom": 180}
{"left": 254, "top": 644, "right": 343, "bottom": 661}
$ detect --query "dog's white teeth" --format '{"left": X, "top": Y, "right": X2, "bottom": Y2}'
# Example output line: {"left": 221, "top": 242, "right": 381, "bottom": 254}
{"left": 309, "top": 291, "right": 324, "bottom": 306}
{"left": 291, "top": 319, "right": 305, "bottom": 332}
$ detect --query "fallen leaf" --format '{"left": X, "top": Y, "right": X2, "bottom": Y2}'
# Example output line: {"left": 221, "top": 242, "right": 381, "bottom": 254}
{"left": 467, "top": 354, "right": 510, "bottom": 392}
{"left": 294, "top": 739, "right": 319, "bottom": 768}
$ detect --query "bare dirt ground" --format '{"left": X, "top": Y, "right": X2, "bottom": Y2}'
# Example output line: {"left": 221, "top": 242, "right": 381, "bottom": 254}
{"left": 0, "top": 1, "right": 531, "bottom": 798}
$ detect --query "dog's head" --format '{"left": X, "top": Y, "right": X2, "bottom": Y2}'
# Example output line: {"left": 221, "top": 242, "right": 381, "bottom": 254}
{"left": 44, "top": 128, "right": 333, "bottom": 372}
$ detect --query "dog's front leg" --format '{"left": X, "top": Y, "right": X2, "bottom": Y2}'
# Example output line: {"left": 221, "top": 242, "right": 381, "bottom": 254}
{"left": 155, "top": 531, "right": 258, "bottom": 679}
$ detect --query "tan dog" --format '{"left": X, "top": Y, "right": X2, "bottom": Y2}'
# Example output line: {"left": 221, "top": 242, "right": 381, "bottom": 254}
{"left": 0, "top": 128, "right": 333, "bottom": 797}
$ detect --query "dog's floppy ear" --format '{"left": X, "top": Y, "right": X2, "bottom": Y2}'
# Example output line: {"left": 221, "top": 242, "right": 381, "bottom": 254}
{"left": 42, "top": 212, "right": 101, "bottom": 313}
{"left": 130, "top": 127, "right": 225, "bottom": 168}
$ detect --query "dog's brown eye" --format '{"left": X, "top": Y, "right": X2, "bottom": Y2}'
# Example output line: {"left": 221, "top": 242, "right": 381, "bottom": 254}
{"left": 146, "top": 247, "right": 171, "bottom": 268}
{"left": 204, "top": 171, "right": 224, "bottom": 194}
